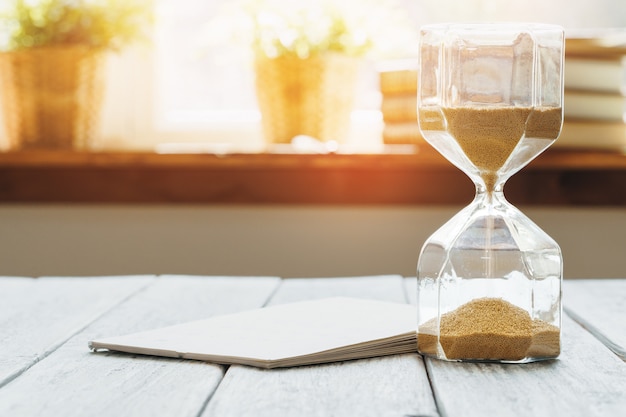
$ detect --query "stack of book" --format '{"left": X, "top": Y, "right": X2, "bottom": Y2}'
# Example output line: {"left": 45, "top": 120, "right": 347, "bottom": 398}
{"left": 378, "top": 61, "right": 422, "bottom": 145}
{"left": 559, "top": 30, "right": 626, "bottom": 151}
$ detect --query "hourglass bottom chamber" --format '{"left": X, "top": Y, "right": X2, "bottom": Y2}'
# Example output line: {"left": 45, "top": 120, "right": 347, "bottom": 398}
{"left": 416, "top": 192, "right": 562, "bottom": 363}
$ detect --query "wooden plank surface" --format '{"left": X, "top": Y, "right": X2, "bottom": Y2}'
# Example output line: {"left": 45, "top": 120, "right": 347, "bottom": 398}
{"left": 0, "top": 275, "right": 280, "bottom": 417}
{"left": 426, "top": 315, "right": 626, "bottom": 417}
{"left": 404, "top": 278, "right": 626, "bottom": 417}
{"left": 3, "top": 275, "right": 624, "bottom": 417}
{"left": 564, "top": 279, "right": 626, "bottom": 360}
{"left": 204, "top": 275, "right": 438, "bottom": 417}
{"left": 0, "top": 275, "right": 153, "bottom": 388}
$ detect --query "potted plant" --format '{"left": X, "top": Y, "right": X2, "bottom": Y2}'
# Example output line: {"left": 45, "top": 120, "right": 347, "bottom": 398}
{"left": 211, "top": 0, "right": 414, "bottom": 145}
{"left": 0, "top": 0, "right": 151, "bottom": 150}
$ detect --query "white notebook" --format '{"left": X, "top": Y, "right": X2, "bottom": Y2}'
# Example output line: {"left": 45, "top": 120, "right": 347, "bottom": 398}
{"left": 89, "top": 297, "right": 417, "bottom": 368}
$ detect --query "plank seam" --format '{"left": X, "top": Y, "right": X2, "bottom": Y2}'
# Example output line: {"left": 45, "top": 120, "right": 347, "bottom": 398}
{"left": 563, "top": 307, "right": 626, "bottom": 362}
{"left": 424, "top": 358, "right": 446, "bottom": 417}
{"left": 0, "top": 276, "right": 157, "bottom": 390}
{"left": 193, "top": 277, "right": 284, "bottom": 416}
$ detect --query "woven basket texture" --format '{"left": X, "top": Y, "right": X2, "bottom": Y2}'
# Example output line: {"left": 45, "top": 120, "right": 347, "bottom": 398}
{"left": 254, "top": 53, "right": 359, "bottom": 144}
{"left": 0, "top": 46, "right": 105, "bottom": 150}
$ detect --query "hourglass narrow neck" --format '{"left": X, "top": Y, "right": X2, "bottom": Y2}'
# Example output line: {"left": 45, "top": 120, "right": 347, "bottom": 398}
{"left": 474, "top": 179, "right": 508, "bottom": 208}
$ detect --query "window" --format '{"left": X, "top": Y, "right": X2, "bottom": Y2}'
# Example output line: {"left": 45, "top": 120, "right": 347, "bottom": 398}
{"left": 152, "top": 0, "right": 264, "bottom": 150}
{"left": 146, "top": 0, "right": 416, "bottom": 152}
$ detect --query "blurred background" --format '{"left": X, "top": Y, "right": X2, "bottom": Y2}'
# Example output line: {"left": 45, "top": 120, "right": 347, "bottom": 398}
{"left": 143, "top": 0, "right": 626, "bottom": 150}
{"left": 0, "top": 0, "right": 624, "bottom": 150}
{"left": 0, "top": 0, "right": 624, "bottom": 279}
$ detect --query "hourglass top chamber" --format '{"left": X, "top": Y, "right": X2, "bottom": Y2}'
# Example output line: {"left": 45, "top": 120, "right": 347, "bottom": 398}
{"left": 416, "top": 23, "right": 564, "bottom": 363}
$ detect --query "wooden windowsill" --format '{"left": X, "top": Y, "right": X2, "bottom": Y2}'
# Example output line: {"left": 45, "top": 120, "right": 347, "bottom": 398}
{"left": 0, "top": 145, "right": 625, "bottom": 205}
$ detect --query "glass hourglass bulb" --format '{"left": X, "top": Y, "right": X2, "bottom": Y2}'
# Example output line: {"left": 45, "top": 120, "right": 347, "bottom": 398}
{"left": 416, "top": 23, "right": 564, "bottom": 363}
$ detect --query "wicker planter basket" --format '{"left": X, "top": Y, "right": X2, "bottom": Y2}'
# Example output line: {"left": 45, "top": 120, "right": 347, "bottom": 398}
{"left": 254, "top": 52, "right": 360, "bottom": 144}
{"left": 0, "top": 46, "right": 106, "bottom": 150}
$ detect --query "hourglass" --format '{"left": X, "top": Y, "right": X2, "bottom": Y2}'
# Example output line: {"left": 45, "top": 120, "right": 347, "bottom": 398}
{"left": 416, "top": 23, "right": 564, "bottom": 363}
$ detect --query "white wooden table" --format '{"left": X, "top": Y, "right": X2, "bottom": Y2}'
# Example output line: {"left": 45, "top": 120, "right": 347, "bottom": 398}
{"left": 0, "top": 275, "right": 624, "bottom": 417}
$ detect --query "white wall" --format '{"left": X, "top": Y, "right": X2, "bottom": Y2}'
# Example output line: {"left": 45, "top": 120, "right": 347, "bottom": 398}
{"left": 0, "top": 205, "right": 623, "bottom": 279}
